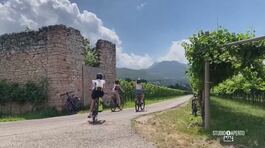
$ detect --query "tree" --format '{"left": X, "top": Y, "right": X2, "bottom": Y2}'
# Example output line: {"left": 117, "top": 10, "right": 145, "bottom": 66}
{"left": 84, "top": 39, "right": 100, "bottom": 67}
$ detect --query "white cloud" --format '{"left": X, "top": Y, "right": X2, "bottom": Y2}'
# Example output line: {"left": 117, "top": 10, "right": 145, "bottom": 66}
{"left": 159, "top": 39, "right": 189, "bottom": 64}
{"left": 117, "top": 52, "right": 153, "bottom": 69}
{"left": 0, "top": 0, "right": 152, "bottom": 69}
{"left": 137, "top": 2, "right": 146, "bottom": 10}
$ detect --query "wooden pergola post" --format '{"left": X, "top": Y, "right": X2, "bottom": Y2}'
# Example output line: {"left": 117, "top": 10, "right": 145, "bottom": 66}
{"left": 204, "top": 31, "right": 210, "bottom": 129}
{"left": 204, "top": 60, "right": 210, "bottom": 129}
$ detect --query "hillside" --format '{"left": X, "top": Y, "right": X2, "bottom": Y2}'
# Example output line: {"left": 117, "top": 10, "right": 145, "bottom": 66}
{"left": 117, "top": 61, "right": 188, "bottom": 86}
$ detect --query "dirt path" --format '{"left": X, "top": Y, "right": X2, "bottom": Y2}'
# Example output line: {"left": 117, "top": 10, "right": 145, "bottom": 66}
{"left": 0, "top": 95, "right": 191, "bottom": 148}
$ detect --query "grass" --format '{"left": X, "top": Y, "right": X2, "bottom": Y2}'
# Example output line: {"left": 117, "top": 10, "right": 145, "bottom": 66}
{"left": 0, "top": 95, "right": 184, "bottom": 122}
{"left": 133, "top": 96, "right": 265, "bottom": 148}
{"left": 210, "top": 97, "right": 265, "bottom": 147}
{"left": 0, "top": 107, "right": 64, "bottom": 122}
{"left": 123, "top": 96, "right": 182, "bottom": 108}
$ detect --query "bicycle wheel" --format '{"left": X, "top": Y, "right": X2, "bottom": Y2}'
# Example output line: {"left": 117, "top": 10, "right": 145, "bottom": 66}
{"left": 140, "top": 99, "right": 145, "bottom": 111}
{"left": 135, "top": 99, "right": 139, "bottom": 112}
{"left": 65, "top": 102, "right": 73, "bottom": 114}
{"left": 110, "top": 98, "right": 116, "bottom": 112}
{"left": 119, "top": 98, "right": 124, "bottom": 110}
{"left": 92, "top": 99, "right": 99, "bottom": 123}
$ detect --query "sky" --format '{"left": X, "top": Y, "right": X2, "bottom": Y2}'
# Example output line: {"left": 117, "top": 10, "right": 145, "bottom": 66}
{"left": 1, "top": 0, "right": 265, "bottom": 69}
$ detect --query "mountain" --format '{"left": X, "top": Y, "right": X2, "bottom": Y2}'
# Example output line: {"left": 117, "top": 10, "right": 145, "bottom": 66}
{"left": 117, "top": 61, "right": 188, "bottom": 86}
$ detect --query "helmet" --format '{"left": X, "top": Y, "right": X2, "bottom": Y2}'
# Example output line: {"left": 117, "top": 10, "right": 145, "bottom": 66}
{"left": 115, "top": 80, "right": 120, "bottom": 84}
{"left": 96, "top": 73, "right": 103, "bottom": 80}
{"left": 136, "top": 78, "right": 141, "bottom": 83}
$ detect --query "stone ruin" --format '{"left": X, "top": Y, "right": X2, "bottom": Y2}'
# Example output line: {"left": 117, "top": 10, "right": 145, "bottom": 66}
{"left": 0, "top": 25, "right": 116, "bottom": 112}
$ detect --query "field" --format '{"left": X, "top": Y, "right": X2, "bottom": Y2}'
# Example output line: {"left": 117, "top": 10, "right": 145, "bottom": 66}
{"left": 133, "top": 97, "right": 265, "bottom": 148}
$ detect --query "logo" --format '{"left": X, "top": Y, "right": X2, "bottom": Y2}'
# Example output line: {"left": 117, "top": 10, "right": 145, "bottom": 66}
{"left": 223, "top": 131, "right": 234, "bottom": 142}
{"left": 212, "top": 130, "right": 245, "bottom": 143}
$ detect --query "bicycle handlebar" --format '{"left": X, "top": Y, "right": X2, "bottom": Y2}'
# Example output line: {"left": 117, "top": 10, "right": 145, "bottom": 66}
{"left": 59, "top": 90, "right": 75, "bottom": 96}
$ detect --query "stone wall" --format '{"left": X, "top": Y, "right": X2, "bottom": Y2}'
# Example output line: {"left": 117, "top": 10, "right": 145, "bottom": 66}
{"left": 45, "top": 25, "right": 85, "bottom": 110}
{"left": 0, "top": 28, "right": 48, "bottom": 84}
{"left": 0, "top": 25, "right": 116, "bottom": 112}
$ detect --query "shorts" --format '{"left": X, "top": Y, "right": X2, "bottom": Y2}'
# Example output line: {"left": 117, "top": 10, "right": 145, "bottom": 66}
{"left": 91, "top": 88, "right": 104, "bottom": 100}
{"left": 135, "top": 89, "right": 144, "bottom": 97}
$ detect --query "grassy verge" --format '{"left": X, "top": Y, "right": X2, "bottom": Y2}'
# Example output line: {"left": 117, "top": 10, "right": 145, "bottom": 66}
{"left": 210, "top": 97, "right": 265, "bottom": 147}
{"left": 0, "top": 95, "right": 184, "bottom": 122}
{"left": 133, "top": 96, "right": 265, "bottom": 148}
{"left": 123, "top": 96, "right": 182, "bottom": 108}
{"left": 0, "top": 107, "right": 64, "bottom": 122}
{"left": 78, "top": 96, "right": 183, "bottom": 114}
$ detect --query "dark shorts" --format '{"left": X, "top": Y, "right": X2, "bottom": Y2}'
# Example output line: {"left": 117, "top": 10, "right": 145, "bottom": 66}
{"left": 91, "top": 88, "right": 104, "bottom": 100}
{"left": 135, "top": 89, "right": 144, "bottom": 97}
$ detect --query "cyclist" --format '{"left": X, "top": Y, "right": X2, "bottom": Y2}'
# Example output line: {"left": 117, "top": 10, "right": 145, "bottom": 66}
{"left": 88, "top": 73, "right": 105, "bottom": 118}
{"left": 135, "top": 78, "right": 144, "bottom": 104}
{"left": 112, "top": 80, "right": 124, "bottom": 109}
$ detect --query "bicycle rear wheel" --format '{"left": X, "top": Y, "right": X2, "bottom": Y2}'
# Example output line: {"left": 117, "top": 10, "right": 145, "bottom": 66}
{"left": 110, "top": 98, "right": 116, "bottom": 112}
{"left": 92, "top": 99, "right": 99, "bottom": 123}
{"left": 65, "top": 102, "right": 73, "bottom": 114}
{"left": 135, "top": 99, "right": 139, "bottom": 112}
{"left": 119, "top": 96, "right": 124, "bottom": 110}
{"left": 140, "top": 99, "right": 145, "bottom": 111}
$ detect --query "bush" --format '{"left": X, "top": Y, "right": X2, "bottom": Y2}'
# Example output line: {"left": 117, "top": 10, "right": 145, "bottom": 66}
{"left": 0, "top": 80, "right": 12, "bottom": 105}
{"left": 0, "top": 80, "right": 47, "bottom": 106}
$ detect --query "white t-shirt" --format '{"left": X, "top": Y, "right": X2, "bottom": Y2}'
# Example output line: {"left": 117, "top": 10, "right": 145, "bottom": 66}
{"left": 136, "top": 83, "right": 143, "bottom": 90}
{"left": 92, "top": 79, "right": 105, "bottom": 89}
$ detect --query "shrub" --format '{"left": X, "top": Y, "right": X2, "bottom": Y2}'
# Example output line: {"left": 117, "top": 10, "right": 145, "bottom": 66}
{"left": 84, "top": 39, "right": 100, "bottom": 67}
{"left": 0, "top": 80, "right": 47, "bottom": 107}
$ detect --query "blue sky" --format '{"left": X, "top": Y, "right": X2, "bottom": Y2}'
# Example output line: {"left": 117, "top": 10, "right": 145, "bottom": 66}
{"left": 71, "top": 0, "right": 265, "bottom": 58}
{"left": 1, "top": 0, "right": 265, "bottom": 69}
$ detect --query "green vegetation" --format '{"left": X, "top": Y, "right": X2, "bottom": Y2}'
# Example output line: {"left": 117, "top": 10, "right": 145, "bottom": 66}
{"left": 123, "top": 96, "right": 180, "bottom": 108}
{"left": 210, "top": 97, "right": 265, "bottom": 147}
{"left": 134, "top": 97, "right": 265, "bottom": 147}
{"left": 212, "top": 74, "right": 265, "bottom": 103}
{"left": 84, "top": 39, "right": 100, "bottom": 67}
{"left": 0, "top": 107, "right": 62, "bottom": 122}
{"left": 182, "top": 28, "right": 265, "bottom": 124}
{"left": 120, "top": 80, "right": 187, "bottom": 103}
{"left": 183, "top": 28, "right": 265, "bottom": 95}
{"left": 133, "top": 101, "right": 211, "bottom": 148}
{"left": 0, "top": 79, "right": 48, "bottom": 111}
{"left": 77, "top": 96, "right": 181, "bottom": 114}
{"left": 0, "top": 80, "right": 185, "bottom": 122}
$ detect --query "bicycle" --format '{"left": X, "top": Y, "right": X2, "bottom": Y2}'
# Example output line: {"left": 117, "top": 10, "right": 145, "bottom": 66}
{"left": 91, "top": 96, "right": 101, "bottom": 123}
{"left": 110, "top": 93, "right": 124, "bottom": 112}
{"left": 192, "top": 95, "right": 199, "bottom": 116}
{"left": 135, "top": 95, "right": 145, "bottom": 112}
{"left": 60, "top": 91, "right": 82, "bottom": 114}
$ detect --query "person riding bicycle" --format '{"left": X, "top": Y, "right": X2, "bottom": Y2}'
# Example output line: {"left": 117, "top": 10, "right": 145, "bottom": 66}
{"left": 88, "top": 73, "right": 105, "bottom": 118}
{"left": 135, "top": 78, "right": 144, "bottom": 104}
{"left": 112, "top": 80, "right": 124, "bottom": 108}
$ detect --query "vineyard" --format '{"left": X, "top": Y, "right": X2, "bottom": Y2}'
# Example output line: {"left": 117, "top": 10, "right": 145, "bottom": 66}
{"left": 119, "top": 80, "right": 187, "bottom": 103}
{"left": 182, "top": 28, "right": 265, "bottom": 128}
{"left": 212, "top": 74, "right": 265, "bottom": 104}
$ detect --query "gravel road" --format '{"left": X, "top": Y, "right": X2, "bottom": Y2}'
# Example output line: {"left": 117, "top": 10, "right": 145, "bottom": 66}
{"left": 0, "top": 95, "right": 191, "bottom": 148}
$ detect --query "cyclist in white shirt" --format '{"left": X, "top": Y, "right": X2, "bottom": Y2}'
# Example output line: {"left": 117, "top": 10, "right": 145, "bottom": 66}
{"left": 135, "top": 78, "right": 144, "bottom": 103}
{"left": 88, "top": 73, "right": 105, "bottom": 118}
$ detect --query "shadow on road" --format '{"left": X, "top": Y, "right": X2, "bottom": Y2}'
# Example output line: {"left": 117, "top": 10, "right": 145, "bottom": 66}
{"left": 88, "top": 120, "right": 106, "bottom": 125}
